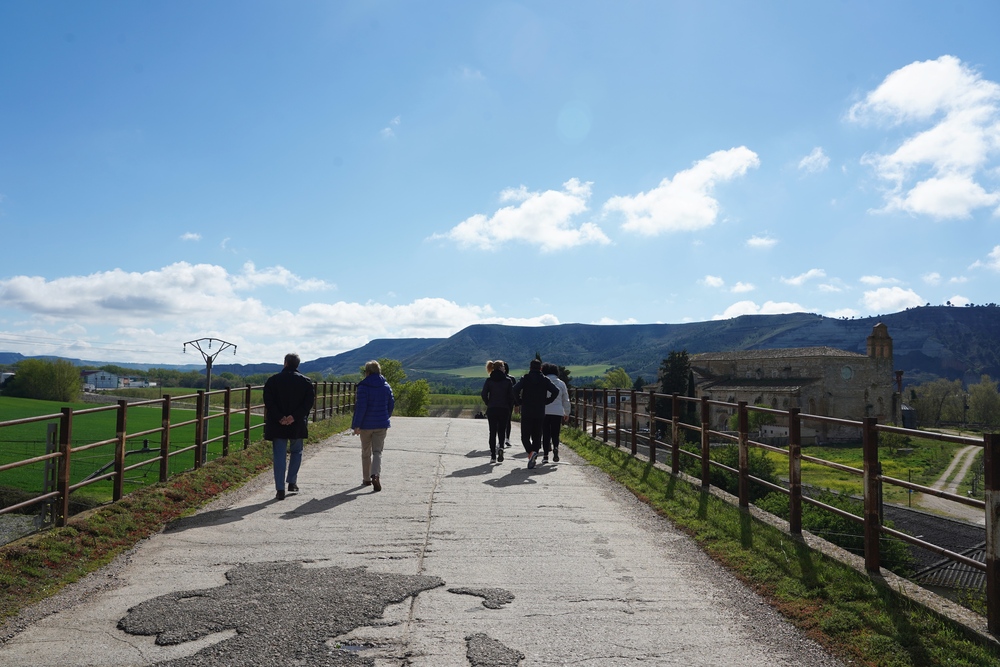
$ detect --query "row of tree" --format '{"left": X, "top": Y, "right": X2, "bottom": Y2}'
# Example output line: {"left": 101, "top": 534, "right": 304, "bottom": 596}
{"left": 907, "top": 375, "right": 1000, "bottom": 428}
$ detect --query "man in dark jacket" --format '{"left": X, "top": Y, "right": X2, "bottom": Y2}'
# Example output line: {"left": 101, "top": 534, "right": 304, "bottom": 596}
{"left": 263, "top": 353, "right": 315, "bottom": 500}
{"left": 513, "top": 358, "right": 559, "bottom": 469}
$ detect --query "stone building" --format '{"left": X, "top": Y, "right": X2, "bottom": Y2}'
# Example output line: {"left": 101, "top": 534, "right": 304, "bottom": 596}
{"left": 689, "top": 323, "right": 898, "bottom": 442}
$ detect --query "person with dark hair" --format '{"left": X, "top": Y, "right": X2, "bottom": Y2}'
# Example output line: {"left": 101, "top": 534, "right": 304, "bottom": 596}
{"left": 502, "top": 360, "right": 516, "bottom": 448}
{"left": 263, "top": 353, "right": 316, "bottom": 500}
{"left": 481, "top": 359, "right": 516, "bottom": 463}
{"left": 352, "top": 360, "right": 395, "bottom": 492}
{"left": 541, "top": 362, "right": 570, "bottom": 463}
{"left": 513, "top": 359, "right": 559, "bottom": 469}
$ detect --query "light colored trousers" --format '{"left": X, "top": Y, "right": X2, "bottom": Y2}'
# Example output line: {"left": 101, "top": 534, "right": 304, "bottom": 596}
{"left": 359, "top": 428, "right": 387, "bottom": 480}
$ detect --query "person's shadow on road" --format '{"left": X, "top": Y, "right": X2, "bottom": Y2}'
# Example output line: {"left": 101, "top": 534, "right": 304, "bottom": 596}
{"left": 447, "top": 462, "right": 496, "bottom": 478}
{"left": 280, "top": 486, "right": 366, "bottom": 519}
{"left": 164, "top": 500, "right": 272, "bottom": 533}
{"left": 483, "top": 465, "right": 556, "bottom": 487}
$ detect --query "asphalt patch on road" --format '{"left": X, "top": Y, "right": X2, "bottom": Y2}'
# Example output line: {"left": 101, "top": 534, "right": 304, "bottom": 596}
{"left": 448, "top": 587, "right": 515, "bottom": 609}
{"left": 117, "top": 561, "right": 443, "bottom": 666}
{"left": 465, "top": 633, "right": 524, "bottom": 666}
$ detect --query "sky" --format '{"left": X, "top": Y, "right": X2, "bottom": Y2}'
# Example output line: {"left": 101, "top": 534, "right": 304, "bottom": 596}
{"left": 1, "top": 1, "right": 999, "bottom": 366}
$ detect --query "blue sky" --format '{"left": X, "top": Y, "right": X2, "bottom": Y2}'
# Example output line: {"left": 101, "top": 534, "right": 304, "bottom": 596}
{"left": 1, "top": 1, "right": 999, "bottom": 365}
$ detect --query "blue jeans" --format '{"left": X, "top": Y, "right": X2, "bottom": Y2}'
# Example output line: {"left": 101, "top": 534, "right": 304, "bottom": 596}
{"left": 272, "top": 438, "right": 303, "bottom": 491}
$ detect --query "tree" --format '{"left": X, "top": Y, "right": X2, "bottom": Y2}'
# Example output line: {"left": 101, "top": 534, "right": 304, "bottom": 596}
{"left": 599, "top": 367, "right": 632, "bottom": 390}
{"left": 363, "top": 358, "right": 429, "bottom": 417}
{"left": 657, "top": 351, "right": 691, "bottom": 421}
{"left": 909, "top": 378, "right": 965, "bottom": 426}
{"left": 727, "top": 405, "right": 776, "bottom": 433}
{"left": 633, "top": 376, "right": 646, "bottom": 391}
{"left": 968, "top": 375, "right": 1000, "bottom": 428}
{"left": 5, "top": 358, "right": 81, "bottom": 402}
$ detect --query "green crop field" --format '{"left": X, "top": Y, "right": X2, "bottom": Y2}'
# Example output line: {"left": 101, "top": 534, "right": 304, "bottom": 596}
{"left": 1, "top": 396, "right": 264, "bottom": 505}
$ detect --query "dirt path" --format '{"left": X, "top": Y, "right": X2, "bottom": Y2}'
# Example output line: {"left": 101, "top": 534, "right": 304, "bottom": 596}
{"left": 914, "top": 444, "right": 983, "bottom": 525}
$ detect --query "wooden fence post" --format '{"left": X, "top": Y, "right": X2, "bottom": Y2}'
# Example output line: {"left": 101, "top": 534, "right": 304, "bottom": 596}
{"left": 614, "top": 389, "right": 622, "bottom": 448}
{"left": 671, "top": 393, "right": 680, "bottom": 475}
{"left": 312, "top": 382, "right": 319, "bottom": 422}
{"left": 243, "top": 385, "right": 252, "bottom": 449}
{"left": 57, "top": 408, "right": 72, "bottom": 527}
{"left": 160, "top": 395, "right": 172, "bottom": 482}
{"left": 700, "top": 396, "right": 711, "bottom": 487}
{"left": 984, "top": 432, "right": 1000, "bottom": 635}
{"left": 113, "top": 400, "right": 128, "bottom": 501}
{"left": 737, "top": 401, "right": 749, "bottom": 509}
{"left": 222, "top": 387, "right": 232, "bottom": 457}
{"left": 647, "top": 388, "right": 657, "bottom": 462}
{"left": 788, "top": 408, "right": 802, "bottom": 535}
{"left": 602, "top": 389, "right": 609, "bottom": 443}
{"left": 862, "top": 417, "right": 881, "bottom": 573}
{"left": 195, "top": 391, "right": 205, "bottom": 469}
{"left": 629, "top": 389, "right": 637, "bottom": 451}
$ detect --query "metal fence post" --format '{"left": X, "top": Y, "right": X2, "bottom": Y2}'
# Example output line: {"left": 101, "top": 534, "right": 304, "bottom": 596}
{"left": 788, "top": 408, "right": 802, "bottom": 535}
{"left": 984, "top": 432, "right": 1000, "bottom": 635}
{"left": 737, "top": 401, "right": 749, "bottom": 509}
{"left": 862, "top": 417, "right": 881, "bottom": 573}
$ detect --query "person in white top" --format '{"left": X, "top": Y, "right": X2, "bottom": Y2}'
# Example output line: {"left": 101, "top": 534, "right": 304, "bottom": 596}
{"left": 541, "top": 362, "right": 571, "bottom": 463}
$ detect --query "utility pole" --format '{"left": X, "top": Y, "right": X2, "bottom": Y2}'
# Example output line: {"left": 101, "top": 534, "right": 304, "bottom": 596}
{"left": 183, "top": 337, "right": 237, "bottom": 460}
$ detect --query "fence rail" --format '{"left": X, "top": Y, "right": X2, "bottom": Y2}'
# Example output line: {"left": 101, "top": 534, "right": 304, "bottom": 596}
{"left": 570, "top": 387, "right": 1000, "bottom": 634}
{"left": 0, "top": 381, "right": 356, "bottom": 530}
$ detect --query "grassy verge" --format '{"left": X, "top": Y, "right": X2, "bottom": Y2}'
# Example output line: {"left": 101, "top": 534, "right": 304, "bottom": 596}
{"left": 0, "top": 414, "right": 352, "bottom": 626}
{"left": 561, "top": 427, "right": 1000, "bottom": 667}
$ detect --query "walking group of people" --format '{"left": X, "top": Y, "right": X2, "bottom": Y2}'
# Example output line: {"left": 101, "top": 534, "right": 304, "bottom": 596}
{"left": 263, "top": 355, "right": 394, "bottom": 500}
{"left": 481, "top": 358, "right": 570, "bottom": 469}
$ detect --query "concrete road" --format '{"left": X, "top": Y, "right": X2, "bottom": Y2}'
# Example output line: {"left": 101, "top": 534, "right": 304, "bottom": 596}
{"left": 0, "top": 417, "right": 842, "bottom": 666}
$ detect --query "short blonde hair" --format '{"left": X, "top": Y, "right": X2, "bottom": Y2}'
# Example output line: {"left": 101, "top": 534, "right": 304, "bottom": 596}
{"left": 364, "top": 360, "right": 381, "bottom": 376}
{"left": 486, "top": 360, "right": 495, "bottom": 374}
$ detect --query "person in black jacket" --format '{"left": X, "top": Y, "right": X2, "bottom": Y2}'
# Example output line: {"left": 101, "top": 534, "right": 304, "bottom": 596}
{"left": 513, "top": 358, "right": 558, "bottom": 469}
{"left": 481, "top": 360, "right": 516, "bottom": 463}
{"left": 263, "top": 353, "right": 316, "bottom": 500}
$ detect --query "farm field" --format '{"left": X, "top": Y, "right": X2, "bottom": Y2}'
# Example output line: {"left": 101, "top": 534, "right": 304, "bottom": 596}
{"left": 1, "top": 396, "right": 264, "bottom": 506}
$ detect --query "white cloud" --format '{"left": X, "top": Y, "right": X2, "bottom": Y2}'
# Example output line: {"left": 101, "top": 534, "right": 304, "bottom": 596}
{"left": 0, "top": 263, "right": 565, "bottom": 363}
{"left": 435, "top": 178, "right": 610, "bottom": 252}
{"left": 745, "top": 234, "right": 777, "bottom": 249}
{"left": 949, "top": 275, "right": 968, "bottom": 284}
{"left": 701, "top": 275, "right": 725, "bottom": 288}
{"left": 593, "top": 317, "right": 639, "bottom": 325}
{"left": 731, "top": 282, "right": 755, "bottom": 293}
{"left": 180, "top": 232, "right": 201, "bottom": 241}
{"left": 459, "top": 66, "right": 485, "bottom": 81}
{"left": 380, "top": 115, "right": 401, "bottom": 139}
{"left": 712, "top": 300, "right": 806, "bottom": 320}
{"left": 604, "top": 147, "right": 760, "bottom": 235}
{"left": 922, "top": 272, "right": 942, "bottom": 285}
{"left": 860, "top": 286, "right": 924, "bottom": 312}
{"left": 850, "top": 55, "right": 1000, "bottom": 219}
{"left": 859, "top": 275, "right": 901, "bottom": 286}
{"left": 818, "top": 283, "right": 843, "bottom": 293}
{"left": 798, "top": 147, "right": 830, "bottom": 174}
{"left": 970, "top": 245, "right": 1000, "bottom": 270}
{"left": 781, "top": 268, "right": 826, "bottom": 286}
{"left": 232, "top": 262, "right": 334, "bottom": 292}
{"left": 948, "top": 295, "right": 971, "bottom": 306}
{"left": 827, "top": 308, "right": 860, "bottom": 318}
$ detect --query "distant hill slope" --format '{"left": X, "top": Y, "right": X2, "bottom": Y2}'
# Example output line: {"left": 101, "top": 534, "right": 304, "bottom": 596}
{"left": 298, "top": 306, "right": 1000, "bottom": 386}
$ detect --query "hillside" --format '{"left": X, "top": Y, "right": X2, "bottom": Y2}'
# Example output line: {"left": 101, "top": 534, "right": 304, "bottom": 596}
{"left": 297, "top": 306, "right": 1000, "bottom": 386}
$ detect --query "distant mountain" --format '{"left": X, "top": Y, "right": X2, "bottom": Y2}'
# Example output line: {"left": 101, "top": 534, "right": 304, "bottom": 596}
{"left": 4, "top": 306, "right": 998, "bottom": 387}
{"left": 296, "top": 306, "right": 1000, "bottom": 386}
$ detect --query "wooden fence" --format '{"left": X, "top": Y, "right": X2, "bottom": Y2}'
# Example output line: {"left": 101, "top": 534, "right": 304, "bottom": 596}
{"left": 0, "top": 381, "right": 355, "bottom": 527}
{"left": 571, "top": 387, "right": 1000, "bottom": 634}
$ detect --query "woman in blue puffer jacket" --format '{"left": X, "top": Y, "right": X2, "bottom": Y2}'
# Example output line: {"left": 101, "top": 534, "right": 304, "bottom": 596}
{"left": 352, "top": 360, "right": 395, "bottom": 492}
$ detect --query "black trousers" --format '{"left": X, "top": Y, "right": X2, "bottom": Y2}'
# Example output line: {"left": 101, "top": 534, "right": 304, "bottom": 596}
{"left": 486, "top": 407, "right": 508, "bottom": 455}
{"left": 520, "top": 415, "right": 543, "bottom": 454}
{"left": 542, "top": 414, "right": 562, "bottom": 454}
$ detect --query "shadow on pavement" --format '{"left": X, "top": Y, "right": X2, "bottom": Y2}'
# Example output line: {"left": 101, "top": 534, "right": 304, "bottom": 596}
{"left": 280, "top": 486, "right": 366, "bottom": 519}
{"left": 483, "top": 465, "right": 557, "bottom": 487}
{"left": 164, "top": 500, "right": 272, "bottom": 533}
{"left": 447, "top": 462, "right": 496, "bottom": 478}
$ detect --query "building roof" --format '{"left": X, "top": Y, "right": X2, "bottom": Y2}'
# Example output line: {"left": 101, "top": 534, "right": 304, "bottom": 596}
{"left": 691, "top": 347, "right": 867, "bottom": 361}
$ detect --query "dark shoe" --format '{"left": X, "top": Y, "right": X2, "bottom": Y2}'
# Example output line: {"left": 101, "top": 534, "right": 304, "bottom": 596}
{"left": 287, "top": 483, "right": 299, "bottom": 492}
{"left": 275, "top": 490, "right": 286, "bottom": 500}
{"left": 363, "top": 480, "right": 372, "bottom": 486}
{"left": 497, "top": 449, "right": 504, "bottom": 463}
{"left": 542, "top": 455, "right": 549, "bottom": 464}
{"left": 371, "top": 475, "right": 382, "bottom": 492}
{"left": 504, "top": 440, "right": 511, "bottom": 448}
{"left": 527, "top": 452, "right": 537, "bottom": 469}
{"left": 490, "top": 455, "right": 497, "bottom": 463}
{"left": 553, "top": 451, "right": 560, "bottom": 463}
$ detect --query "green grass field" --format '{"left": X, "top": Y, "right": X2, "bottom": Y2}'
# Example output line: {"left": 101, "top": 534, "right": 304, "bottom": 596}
{"left": 1, "top": 396, "right": 264, "bottom": 504}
